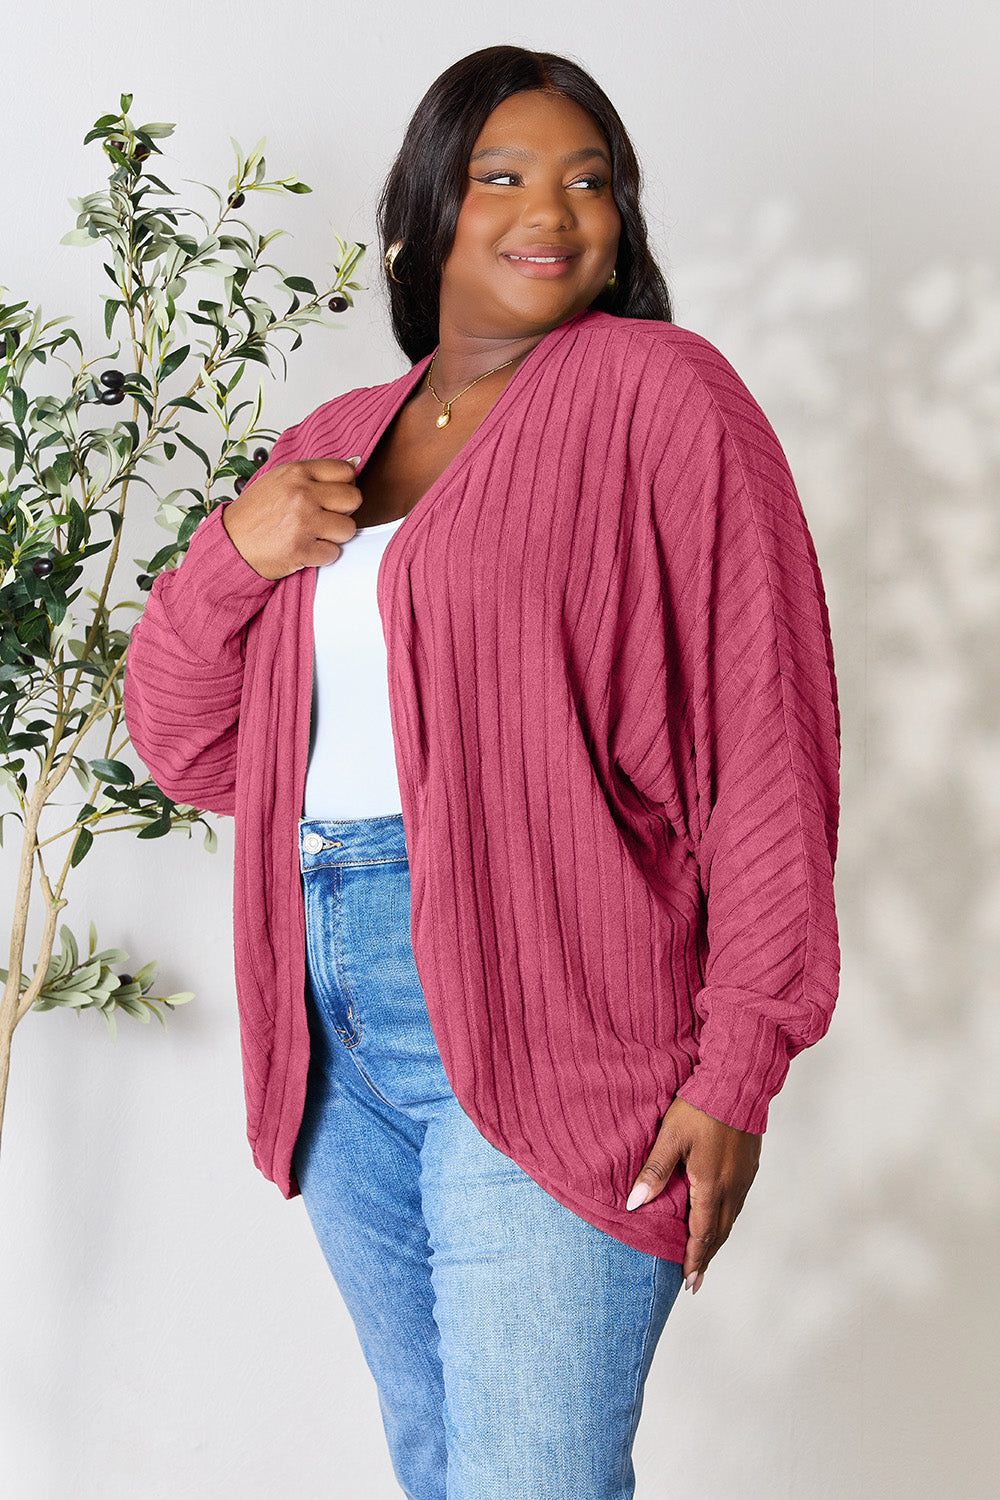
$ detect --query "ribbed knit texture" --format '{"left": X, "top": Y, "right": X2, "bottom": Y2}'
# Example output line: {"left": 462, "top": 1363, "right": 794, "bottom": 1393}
{"left": 123, "top": 307, "right": 840, "bottom": 1261}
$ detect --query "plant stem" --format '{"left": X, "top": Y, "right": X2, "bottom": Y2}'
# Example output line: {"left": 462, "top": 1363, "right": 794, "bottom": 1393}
{"left": 0, "top": 649, "right": 125, "bottom": 1155}
{"left": 0, "top": 780, "right": 66, "bottom": 1155}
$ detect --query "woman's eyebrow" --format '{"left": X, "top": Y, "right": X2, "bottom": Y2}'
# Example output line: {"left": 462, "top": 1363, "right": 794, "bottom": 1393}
{"left": 470, "top": 145, "right": 612, "bottom": 168}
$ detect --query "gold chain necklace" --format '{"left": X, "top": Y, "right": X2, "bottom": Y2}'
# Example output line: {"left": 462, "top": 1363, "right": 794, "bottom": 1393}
{"left": 424, "top": 350, "right": 521, "bottom": 428}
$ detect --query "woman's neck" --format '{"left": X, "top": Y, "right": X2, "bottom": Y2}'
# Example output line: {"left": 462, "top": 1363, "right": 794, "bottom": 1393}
{"left": 426, "top": 335, "right": 541, "bottom": 402}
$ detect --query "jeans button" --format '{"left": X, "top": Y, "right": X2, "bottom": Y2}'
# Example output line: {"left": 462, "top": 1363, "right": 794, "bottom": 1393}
{"left": 303, "top": 833, "right": 325, "bottom": 854}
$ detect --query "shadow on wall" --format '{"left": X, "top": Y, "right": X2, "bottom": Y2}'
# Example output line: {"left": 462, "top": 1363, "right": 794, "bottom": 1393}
{"left": 666, "top": 197, "right": 1000, "bottom": 1357}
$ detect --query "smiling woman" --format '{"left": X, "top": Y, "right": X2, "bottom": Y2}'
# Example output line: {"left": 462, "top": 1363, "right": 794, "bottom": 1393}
{"left": 439, "top": 92, "right": 621, "bottom": 347}
{"left": 123, "top": 42, "right": 840, "bottom": 1500}
{"left": 342, "top": 89, "right": 627, "bottom": 526}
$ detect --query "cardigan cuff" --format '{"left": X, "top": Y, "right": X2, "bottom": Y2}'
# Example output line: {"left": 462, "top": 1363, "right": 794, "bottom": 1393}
{"left": 156, "top": 502, "right": 278, "bottom": 660}
{"left": 674, "top": 985, "right": 804, "bottom": 1135}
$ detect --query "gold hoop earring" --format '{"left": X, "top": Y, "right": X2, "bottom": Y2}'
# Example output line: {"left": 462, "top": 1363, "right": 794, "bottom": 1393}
{"left": 385, "top": 240, "right": 404, "bottom": 284}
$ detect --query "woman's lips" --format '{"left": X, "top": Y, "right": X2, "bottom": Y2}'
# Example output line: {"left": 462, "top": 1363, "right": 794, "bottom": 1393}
{"left": 502, "top": 253, "right": 578, "bottom": 279}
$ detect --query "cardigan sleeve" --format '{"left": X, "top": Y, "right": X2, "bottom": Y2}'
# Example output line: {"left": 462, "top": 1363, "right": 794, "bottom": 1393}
{"left": 645, "top": 355, "right": 841, "bottom": 1135}
{"left": 121, "top": 433, "right": 299, "bottom": 815}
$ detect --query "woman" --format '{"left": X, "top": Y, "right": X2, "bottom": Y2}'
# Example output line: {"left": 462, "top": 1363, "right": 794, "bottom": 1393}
{"left": 124, "top": 44, "right": 840, "bottom": 1500}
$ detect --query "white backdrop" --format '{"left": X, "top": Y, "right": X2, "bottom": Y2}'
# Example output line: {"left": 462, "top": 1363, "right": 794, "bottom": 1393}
{"left": 2, "top": 3, "right": 997, "bottom": 1496}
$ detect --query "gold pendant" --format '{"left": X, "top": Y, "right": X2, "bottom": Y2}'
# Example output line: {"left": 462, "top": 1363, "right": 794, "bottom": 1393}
{"left": 436, "top": 407, "right": 451, "bottom": 428}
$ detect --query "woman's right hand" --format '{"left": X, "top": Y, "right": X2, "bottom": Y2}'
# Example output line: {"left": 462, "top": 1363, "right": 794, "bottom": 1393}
{"left": 221, "top": 456, "right": 364, "bottom": 580}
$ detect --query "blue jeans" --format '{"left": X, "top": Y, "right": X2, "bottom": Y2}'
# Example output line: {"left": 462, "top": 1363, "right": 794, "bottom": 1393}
{"left": 292, "top": 813, "right": 684, "bottom": 1500}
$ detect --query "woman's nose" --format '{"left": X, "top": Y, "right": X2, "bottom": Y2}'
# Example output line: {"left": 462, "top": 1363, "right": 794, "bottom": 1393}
{"left": 522, "top": 190, "right": 573, "bottom": 228}
{"left": 524, "top": 202, "right": 569, "bottom": 231}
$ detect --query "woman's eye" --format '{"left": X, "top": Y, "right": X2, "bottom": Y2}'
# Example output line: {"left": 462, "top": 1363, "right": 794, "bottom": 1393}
{"left": 477, "top": 172, "right": 605, "bottom": 190}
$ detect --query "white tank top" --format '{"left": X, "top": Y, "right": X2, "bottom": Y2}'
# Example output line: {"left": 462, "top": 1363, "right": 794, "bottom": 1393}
{"left": 302, "top": 515, "right": 408, "bottom": 820}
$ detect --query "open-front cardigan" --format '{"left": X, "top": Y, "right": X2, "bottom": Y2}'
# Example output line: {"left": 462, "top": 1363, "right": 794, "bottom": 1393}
{"left": 123, "top": 306, "right": 840, "bottom": 1262}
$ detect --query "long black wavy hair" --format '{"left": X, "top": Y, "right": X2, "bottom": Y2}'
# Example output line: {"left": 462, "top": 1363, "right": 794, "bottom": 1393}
{"left": 375, "top": 45, "right": 673, "bottom": 363}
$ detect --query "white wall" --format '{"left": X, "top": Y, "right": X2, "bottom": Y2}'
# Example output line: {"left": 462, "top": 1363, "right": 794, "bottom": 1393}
{"left": 2, "top": 3, "right": 997, "bottom": 1496}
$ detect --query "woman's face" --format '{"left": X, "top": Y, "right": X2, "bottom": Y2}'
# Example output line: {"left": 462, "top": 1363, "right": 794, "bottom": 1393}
{"left": 439, "top": 89, "right": 622, "bottom": 340}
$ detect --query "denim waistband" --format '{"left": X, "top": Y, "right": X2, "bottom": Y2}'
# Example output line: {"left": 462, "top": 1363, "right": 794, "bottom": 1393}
{"left": 298, "top": 813, "right": 407, "bottom": 871}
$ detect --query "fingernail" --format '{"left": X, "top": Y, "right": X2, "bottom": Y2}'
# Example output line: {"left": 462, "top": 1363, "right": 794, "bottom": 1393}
{"left": 347, "top": 454, "right": 361, "bottom": 465}
{"left": 685, "top": 1271, "right": 705, "bottom": 1294}
{"left": 626, "top": 1181, "right": 650, "bottom": 1212}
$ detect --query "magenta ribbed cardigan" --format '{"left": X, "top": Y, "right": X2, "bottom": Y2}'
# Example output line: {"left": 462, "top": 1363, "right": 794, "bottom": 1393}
{"left": 123, "top": 307, "right": 840, "bottom": 1261}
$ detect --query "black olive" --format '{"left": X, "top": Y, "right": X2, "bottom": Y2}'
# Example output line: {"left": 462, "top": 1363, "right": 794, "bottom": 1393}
{"left": 133, "top": 143, "right": 150, "bottom": 161}
{"left": 108, "top": 139, "right": 128, "bottom": 155}
{"left": 100, "top": 369, "right": 125, "bottom": 389}
{"left": 252, "top": 447, "right": 269, "bottom": 466}
{"left": 99, "top": 388, "right": 126, "bottom": 405}
{"left": 117, "top": 974, "right": 134, "bottom": 987}
{"left": 327, "top": 295, "right": 349, "bottom": 313}
{"left": 137, "top": 575, "right": 154, "bottom": 591}
{"left": 228, "top": 192, "right": 246, "bottom": 209}
{"left": 31, "top": 556, "right": 55, "bottom": 579}
{"left": 234, "top": 476, "right": 248, "bottom": 494}
{"left": 2, "top": 327, "right": 20, "bottom": 353}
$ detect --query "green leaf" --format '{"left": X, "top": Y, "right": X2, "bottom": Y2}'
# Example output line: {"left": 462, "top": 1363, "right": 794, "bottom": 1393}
{"left": 173, "top": 430, "right": 211, "bottom": 472}
{"left": 116, "top": 997, "right": 151, "bottom": 1021}
{"left": 136, "top": 816, "right": 172, "bottom": 839}
{"left": 89, "top": 757, "right": 134, "bottom": 785}
{"left": 203, "top": 823, "right": 218, "bottom": 854}
{"left": 231, "top": 344, "right": 270, "bottom": 367}
{"left": 62, "top": 925, "right": 79, "bottom": 971}
{"left": 60, "top": 227, "right": 101, "bottom": 248}
{"left": 220, "top": 360, "right": 247, "bottom": 396}
{"left": 70, "top": 827, "right": 93, "bottom": 866}
{"left": 91, "top": 948, "right": 129, "bottom": 966}
{"left": 158, "top": 344, "right": 191, "bottom": 381}
{"left": 164, "top": 396, "right": 207, "bottom": 414}
{"left": 50, "top": 958, "right": 101, "bottom": 992}
{"left": 283, "top": 275, "right": 317, "bottom": 295}
{"left": 177, "top": 507, "right": 205, "bottom": 547}
{"left": 104, "top": 298, "right": 123, "bottom": 340}
{"left": 145, "top": 542, "right": 181, "bottom": 571}
{"left": 50, "top": 661, "right": 109, "bottom": 679}
{"left": 184, "top": 311, "right": 222, "bottom": 331}
{"left": 11, "top": 386, "right": 27, "bottom": 426}
{"left": 120, "top": 93, "right": 133, "bottom": 112}
{"left": 222, "top": 454, "right": 257, "bottom": 479}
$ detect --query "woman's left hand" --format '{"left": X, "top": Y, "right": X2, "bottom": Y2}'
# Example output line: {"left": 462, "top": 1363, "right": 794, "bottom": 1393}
{"left": 626, "top": 1097, "right": 762, "bottom": 1293}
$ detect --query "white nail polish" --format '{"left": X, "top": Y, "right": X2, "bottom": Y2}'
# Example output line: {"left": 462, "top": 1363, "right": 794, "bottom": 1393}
{"left": 626, "top": 1182, "right": 650, "bottom": 1211}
